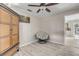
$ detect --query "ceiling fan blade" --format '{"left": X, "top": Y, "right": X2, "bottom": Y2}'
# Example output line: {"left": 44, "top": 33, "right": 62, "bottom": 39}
{"left": 37, "top": 9, "right": 41, "bottom": 13}
{"left": 45, "top": 8, "right": 51, "bottom": 12}
{"left": 45, "top": 3, "right": 58, "bottom": 6}
{"left": 40, "top": 3, "right": 46, "bottom": 6}
{"left": 27, "top": 9, "right": 32, "bottom": 12}
{"left": 28, "top": 5, "right": 40, "bottom": 7}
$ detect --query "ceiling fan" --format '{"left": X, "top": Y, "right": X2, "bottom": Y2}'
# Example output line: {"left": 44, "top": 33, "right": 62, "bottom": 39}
{"left": 27, "top": 3, "right": 58, "bottom": 13}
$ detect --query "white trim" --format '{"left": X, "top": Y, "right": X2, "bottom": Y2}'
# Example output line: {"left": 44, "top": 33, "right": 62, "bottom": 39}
{"left": 19, "top": 40, "right": 37, "bottom": 48}
{"left": 49, "top": 40, "right": 64, "bottom": 46}
{"left": 19, "top": 39, "right": 64, "bottom": 48}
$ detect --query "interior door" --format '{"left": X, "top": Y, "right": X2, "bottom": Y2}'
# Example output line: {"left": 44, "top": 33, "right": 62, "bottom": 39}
{"left": 11, "top": 15, "right": 19, "bottom": 46}
{"left": 0, "top": 9, "right": 11, "bottom": 53}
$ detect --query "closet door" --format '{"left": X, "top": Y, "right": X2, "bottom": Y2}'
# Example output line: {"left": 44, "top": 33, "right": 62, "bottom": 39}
{"left": 0, "top": 9, "right": 11, "bottom": 53}
{"left": 11, "top": 15, "right": 19, "bottom": 46}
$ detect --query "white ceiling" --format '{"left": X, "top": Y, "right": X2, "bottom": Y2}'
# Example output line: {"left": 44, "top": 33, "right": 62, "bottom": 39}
{"left": 5, "top": 3, "right": 79, "bottom": 16}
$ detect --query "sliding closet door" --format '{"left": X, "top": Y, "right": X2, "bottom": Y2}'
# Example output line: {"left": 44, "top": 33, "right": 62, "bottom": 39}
{"left": 0, "top": 9, "right": 11, "bottom": 53}
{"left": 11, "top": 15, "right": 19, "bottom": 46}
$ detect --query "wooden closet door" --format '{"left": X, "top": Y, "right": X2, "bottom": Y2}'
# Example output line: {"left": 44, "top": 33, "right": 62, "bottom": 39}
{"left": 0, "top": 9, "right": 11, "bottom": 53}
{"left": 0, "top": 9, "right": 11, "bottom": 24}
{"left": 11, "top": 15, "right": 19, "bottom": 46}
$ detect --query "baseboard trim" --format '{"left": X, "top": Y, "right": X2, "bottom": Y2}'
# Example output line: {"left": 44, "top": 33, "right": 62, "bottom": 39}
{"left": 20, "top": 40, "right": 37, "bottom": 48}
{"left": 49, "top": 40, "right": 64, "bottom": 46}
{"left": 20, "top": 40, "right": 64, "bottom": 47}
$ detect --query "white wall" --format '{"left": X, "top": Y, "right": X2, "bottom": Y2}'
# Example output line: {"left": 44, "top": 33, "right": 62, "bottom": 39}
{"left": 19, "top": 16, "right": 40, "bottom": 47}
{"left": 19, "top": 8, "right": 79, "bottom": 47}
{"left": 39, "top": 16, "right": 64, "bottom": 44}
{"left": 39, "top": 8, "right": 79, "bottom": 44}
